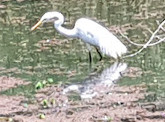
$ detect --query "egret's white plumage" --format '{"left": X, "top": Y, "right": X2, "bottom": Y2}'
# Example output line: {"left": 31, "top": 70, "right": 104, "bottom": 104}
{"left": 31, "top": 11, "right": 127, "bottom": 60}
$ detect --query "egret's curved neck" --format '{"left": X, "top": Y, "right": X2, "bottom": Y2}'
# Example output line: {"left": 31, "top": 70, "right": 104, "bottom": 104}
{"left": 54, "top": 16, "right": 77, "bottom": 38}
{"left": 55, "top": 24, "right": 77, "bottom": 38}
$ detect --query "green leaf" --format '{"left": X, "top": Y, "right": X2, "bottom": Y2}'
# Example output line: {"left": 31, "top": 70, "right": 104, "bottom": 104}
{"left": 39, "top": 114, "right": 45, "bottom": 119}
{"left": 35, "top": 81, "right": 43, "bottom": 90}
{"left": 47, "top": 78, "right": 54, "bottom": 83}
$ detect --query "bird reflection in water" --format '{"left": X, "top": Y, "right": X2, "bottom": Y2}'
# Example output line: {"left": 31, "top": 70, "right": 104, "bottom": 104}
{"left": 63, "top": 62, "right": 127, "bottom": 99}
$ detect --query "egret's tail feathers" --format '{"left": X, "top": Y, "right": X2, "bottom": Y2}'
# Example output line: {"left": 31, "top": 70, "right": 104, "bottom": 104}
{"left": 99, "top": 38, "right": 127, "bottom": 59}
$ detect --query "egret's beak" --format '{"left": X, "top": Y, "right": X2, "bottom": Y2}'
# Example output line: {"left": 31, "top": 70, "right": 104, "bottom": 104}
{"left": 31, "top": 20, "right": 42, "bottom": 31}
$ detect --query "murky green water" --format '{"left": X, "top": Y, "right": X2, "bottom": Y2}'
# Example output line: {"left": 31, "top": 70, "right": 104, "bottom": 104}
{"left": 0, "top": 0, "right": 165, "bottom": 101}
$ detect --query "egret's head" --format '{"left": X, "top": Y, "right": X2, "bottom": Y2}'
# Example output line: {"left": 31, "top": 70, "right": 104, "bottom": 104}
{"left": 31, "top": 11, "right": 64, "bottom": 31}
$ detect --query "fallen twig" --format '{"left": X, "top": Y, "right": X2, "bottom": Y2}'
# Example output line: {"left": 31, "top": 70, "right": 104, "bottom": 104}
{"left": 120, "top": 19, "right": 165, "bottom": 58}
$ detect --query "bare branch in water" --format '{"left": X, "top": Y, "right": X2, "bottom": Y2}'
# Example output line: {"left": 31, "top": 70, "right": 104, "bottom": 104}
{"left": 120, "top": 20, "right": 165, "bottom": 58}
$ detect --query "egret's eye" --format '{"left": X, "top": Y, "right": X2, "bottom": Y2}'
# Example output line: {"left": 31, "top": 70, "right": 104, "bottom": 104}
{"left": 52, "top": 17, "right": 59, "bottom": 21}
{"left": 44, "top": 17, "right": 59, "bottom": 23}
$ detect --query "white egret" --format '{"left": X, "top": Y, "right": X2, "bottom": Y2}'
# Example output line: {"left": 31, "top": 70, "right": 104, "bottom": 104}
{"left": 31, "top": 11, "right": 127, "bottom": 62}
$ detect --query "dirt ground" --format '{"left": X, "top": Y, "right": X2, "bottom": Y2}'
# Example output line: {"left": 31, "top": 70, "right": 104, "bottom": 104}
{"left": 0, "top": 76, "right": 165, "bottom": 122}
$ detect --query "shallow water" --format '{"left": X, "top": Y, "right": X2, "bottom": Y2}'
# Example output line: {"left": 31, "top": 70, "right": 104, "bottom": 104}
{"left": 0, "top": 0, "right": 165, "bottom": 101}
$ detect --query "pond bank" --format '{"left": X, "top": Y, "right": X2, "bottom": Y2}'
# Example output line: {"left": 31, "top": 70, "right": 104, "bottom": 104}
{"left": 0, "top": 76, "right": 165, "bottom": 122}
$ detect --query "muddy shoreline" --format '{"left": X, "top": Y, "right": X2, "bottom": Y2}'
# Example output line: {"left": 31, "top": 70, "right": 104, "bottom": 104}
{"left": 0, "top": 76, "right": 164, "bottom": 122}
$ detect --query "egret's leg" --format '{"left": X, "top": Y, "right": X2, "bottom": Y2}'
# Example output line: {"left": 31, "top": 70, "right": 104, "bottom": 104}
{"left": 95, "top": 48, "right": 102, "bottom": 61}
{"left": 86, "top": 43, "right": 92, "bottom": 63}
{"left": 89, "top": 51, "right": 92, "bottom": 63}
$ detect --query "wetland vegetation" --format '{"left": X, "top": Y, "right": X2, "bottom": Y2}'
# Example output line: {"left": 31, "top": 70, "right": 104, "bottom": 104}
{"left": 0, "top": 0, "right": 165, "bottom": 121}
